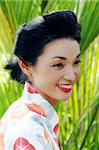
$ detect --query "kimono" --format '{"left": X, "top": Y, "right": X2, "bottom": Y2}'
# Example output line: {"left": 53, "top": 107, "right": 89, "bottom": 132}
{"left": 0, "top": 82, "right": 62, "bottom": 150}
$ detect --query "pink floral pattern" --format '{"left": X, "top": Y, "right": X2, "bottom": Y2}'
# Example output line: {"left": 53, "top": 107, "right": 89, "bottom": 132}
{"left": 13, "top": 137, "right": 36, "bottom": 150}
{"left": 0, "top": 132, "right": 5, "bottom": 150}
{"left": 27, "top": 103, "right": 46, "bottom": 117}
{"left": 54, "top": 123, "right": 59, "bottom": 135}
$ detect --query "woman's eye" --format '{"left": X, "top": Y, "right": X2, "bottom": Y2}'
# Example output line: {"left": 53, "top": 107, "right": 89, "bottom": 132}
{"left": 74, "top": 60, "right": 81, "bottom": 65}
{"left": 52, "top": 63, "right": 64, "bottom": 69}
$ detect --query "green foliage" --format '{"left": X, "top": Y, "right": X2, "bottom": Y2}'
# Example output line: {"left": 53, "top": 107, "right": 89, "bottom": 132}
{"left": 0, "top": 0, "right": 99, "bottom": 149}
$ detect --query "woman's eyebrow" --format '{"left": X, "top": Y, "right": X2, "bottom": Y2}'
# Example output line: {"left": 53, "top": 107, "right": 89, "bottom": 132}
{"left": 51, "top": 56, "right": 66, "bottom": 60}
{"left": 51, "top": 53, "right": 80, "bottom": 60}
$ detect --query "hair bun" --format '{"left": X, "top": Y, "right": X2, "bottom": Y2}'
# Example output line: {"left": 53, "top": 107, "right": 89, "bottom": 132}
{"left": 5, "top": 58, "right": 27, "bottom": 84}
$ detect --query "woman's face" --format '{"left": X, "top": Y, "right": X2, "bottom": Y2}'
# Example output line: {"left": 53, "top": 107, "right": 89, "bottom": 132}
{"left": 29, "top": 38, "right": 80, "bottom": 106}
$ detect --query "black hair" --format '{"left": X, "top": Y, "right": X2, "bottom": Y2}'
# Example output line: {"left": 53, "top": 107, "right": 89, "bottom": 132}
{"left": 5, "top": 10, "right": 81, "bottom": 84}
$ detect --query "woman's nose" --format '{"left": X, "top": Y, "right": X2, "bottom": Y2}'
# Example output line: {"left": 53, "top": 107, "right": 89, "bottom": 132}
{"left": 63, "top": 67, "right": 76, "bottom": 82}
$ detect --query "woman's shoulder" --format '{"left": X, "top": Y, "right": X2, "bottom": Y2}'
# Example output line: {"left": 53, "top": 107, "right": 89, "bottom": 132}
{"left": 0, "top": 95, "right": 47, "bottom": 129}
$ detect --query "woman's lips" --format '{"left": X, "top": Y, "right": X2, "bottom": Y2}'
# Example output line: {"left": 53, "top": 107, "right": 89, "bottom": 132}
{"left": 58, "top": 84, "right": 72, "bottom": 92}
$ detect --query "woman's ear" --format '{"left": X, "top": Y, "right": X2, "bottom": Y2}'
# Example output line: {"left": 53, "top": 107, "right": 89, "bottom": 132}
{"left": 18, "top": 59, "right": 32, "bottom": 79}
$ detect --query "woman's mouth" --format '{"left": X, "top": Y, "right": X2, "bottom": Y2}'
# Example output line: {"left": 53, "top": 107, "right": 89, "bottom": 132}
{"left": 58, "top": 84, "right": 72, "bottom": 92}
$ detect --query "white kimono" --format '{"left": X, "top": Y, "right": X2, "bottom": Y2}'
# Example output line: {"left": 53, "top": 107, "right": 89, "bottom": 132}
{"left": 0, "top": 82, "right": 62, "bottom": 150}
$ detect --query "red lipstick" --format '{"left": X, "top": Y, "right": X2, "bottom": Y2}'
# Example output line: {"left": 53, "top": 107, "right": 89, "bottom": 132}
{"left": 59, "top": 87, "right": 72, "bottom": 92}
{"left": 58, "top": 84, "right": 72, "bottom": 93}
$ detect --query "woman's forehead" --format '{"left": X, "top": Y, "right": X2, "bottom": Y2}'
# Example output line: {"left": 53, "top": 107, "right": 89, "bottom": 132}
{"left": 41, "top": 38, "right": 80, "bottom": 59}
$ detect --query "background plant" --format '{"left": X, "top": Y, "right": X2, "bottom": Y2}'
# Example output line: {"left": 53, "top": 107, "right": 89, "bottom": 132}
{"left": 0, "top": 0, "right": 99, "bottom": 149}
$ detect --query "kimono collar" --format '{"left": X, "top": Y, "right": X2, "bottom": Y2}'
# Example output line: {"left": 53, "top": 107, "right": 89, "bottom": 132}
{"left": 22, "top": 82, "right": 59, "bottom": 130}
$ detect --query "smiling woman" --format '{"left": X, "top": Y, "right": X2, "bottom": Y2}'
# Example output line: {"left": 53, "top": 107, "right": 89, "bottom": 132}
{"left": 0, "top": 10, "right": 81, "bottom": 150}
{"left": 29, "top": 38, "right": 81, "bottom": 106}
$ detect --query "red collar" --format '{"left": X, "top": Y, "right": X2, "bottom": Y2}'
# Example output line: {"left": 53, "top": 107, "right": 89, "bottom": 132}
{"left": 26, "top": 82, "right": 38, "bottom": 94}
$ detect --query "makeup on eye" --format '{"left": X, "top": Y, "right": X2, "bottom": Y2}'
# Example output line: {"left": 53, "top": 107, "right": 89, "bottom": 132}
{"left": 52, "top": 63, "right": 64, "bottom": 69}
{"left": 51, "top": 59, "right": 81, "bottom": 70}
{"left": 73, "top": 60, "right": 81, "bottom": 65}
{"left": 49, "top": 52, "right": 81, "bottom": 69}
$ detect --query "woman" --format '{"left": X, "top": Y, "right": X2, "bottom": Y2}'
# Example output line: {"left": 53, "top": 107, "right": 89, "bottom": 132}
{"left": 0, "top": 10, "right": 81, "bottom": 150}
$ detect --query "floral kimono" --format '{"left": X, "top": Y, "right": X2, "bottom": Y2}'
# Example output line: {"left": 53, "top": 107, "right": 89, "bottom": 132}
{"left": 0, "top": 82, "right": 62, "bottom": 150}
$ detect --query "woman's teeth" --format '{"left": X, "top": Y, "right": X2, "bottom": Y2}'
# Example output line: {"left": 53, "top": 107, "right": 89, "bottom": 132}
{"left": 59, "top": 84, "right": 72, "bottom": 89}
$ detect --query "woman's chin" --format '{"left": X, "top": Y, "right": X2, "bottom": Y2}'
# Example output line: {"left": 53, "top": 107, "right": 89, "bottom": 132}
{"left": 57, "top": 92, "right": 72, "bottom": 102}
